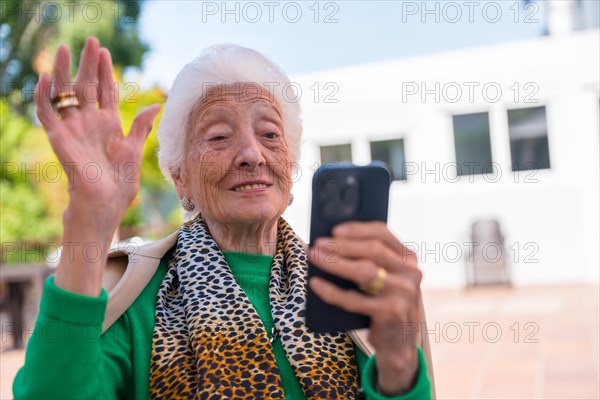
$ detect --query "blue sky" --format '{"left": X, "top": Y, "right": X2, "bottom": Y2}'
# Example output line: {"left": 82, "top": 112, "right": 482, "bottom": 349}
{"left": 136, "top": 0, "right": 547, "bottom": 89}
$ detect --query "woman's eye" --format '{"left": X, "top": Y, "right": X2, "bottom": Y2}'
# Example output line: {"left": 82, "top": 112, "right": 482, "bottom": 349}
{"left": 209, "top": 135, "right": 226, "bottom": 141}
{"left": 264, "top": 132, "right": 279, "bottom": 139}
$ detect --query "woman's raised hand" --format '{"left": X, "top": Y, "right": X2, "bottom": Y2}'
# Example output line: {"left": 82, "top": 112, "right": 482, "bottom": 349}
{"left": 35, "top": 36, "right": 161, "bottom": 295}
{"left": 36, "top": 36, "right": 160, "bottom": 234}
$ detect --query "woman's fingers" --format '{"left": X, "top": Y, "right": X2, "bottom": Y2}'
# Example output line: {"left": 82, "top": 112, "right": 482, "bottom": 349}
{"left": 314, "top": 236, "right": 417, "bottom": 276}
{"left": 50, "top": 37, "right": 100, "bottom": 117}
{"left": 51, "top": 45, "right": 71, "bottom": 94}
{"left": 309, "top": 275, "right": 417, "bottom": 322}
{"left": 310, "top": 245, "right": 379, "bottom": 288}
{"left": 332, "top": 222, "right": 418, "bottom": 268}
{"left": 128, "top": 104, "right": 162, "bottom": 152}
{"left": 309, "top": 278, "right": 391, "bottom": 333}
{"left": 310, "top": 244, "right": 422, "bottom": 295}
{"left": 35, "top": 73, "right": 59, "bottom": 132}
{"left": 310, "top": 277, "right": 379, "bottom": 315}
{"left": 310, "top": 222, "right": 423, "bottom": 305}
{"left": 98, "top": 48, "right": 117, "bottom": 110}
{"left": 334, "top": 221, "right": 411, "bottom": 258}
{"left": 74, "top": 36, "right": 100, "bottom": 110}
{"left": 51, "top": 44, "right": 78, "bottom": 119}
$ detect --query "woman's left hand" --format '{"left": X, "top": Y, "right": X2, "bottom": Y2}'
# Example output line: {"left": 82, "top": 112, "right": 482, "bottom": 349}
{"left": 309, "top": 221, "right": 423, "bottom": 396}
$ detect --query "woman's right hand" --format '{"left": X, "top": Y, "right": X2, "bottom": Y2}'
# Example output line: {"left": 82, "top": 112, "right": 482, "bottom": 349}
{"left": 36, "top": 36, "right": 160, "bottom": 233}
{"left": 35, "top": 36, "right": 161, "bottom": 295}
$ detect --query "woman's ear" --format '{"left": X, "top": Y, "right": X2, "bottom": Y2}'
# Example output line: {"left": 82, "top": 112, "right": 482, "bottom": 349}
{"left": 171, "top": 170, "right": 187, "bottom": 199}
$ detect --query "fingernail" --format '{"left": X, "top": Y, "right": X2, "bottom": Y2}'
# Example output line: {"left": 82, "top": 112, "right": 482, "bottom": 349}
{"left": 310, "top": 278, "right": 324, "bottom": 291}
{"left": 333, "top": 225, "right": 348, "bottom": 235}
{"left": 314, "top": 238, "right": 329, "bottom": 248}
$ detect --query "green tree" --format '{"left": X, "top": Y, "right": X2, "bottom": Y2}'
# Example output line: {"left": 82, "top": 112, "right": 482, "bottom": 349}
{"left": 1, "top": 0, "right": 148, "bottom": 115}
{"left": 0, "top": 79, "right": 173, "bottom": 258}
{"left": 118, "top": 78, "right": 174, "bottom": 237}
{"left": 0, "top": 0, "right": 178, "bottom": 263}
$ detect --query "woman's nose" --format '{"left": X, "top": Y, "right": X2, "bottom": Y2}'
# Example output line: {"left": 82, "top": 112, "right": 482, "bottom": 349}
{"left": 234, "top": 130, "right": 266, "bottom": 169}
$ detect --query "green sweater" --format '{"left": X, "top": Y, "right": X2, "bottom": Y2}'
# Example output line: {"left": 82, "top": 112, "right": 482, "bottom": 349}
{"left": 13, "top": 250, "right": 431, "bottom": 399}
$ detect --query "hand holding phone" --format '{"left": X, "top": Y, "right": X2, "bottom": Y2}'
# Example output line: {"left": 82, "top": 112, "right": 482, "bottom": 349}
{"left": 306, "top": 162, "right": 391, "bottom": 333}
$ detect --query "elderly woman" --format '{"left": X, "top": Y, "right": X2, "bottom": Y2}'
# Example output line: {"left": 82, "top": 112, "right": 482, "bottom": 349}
{"left": 14, "top": 37, "right": 433, "bottom": 399}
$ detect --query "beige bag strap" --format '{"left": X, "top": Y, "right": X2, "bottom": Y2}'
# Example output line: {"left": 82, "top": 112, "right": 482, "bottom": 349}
{"left": 102, "top": 231, "right": 178, "bottom": 333}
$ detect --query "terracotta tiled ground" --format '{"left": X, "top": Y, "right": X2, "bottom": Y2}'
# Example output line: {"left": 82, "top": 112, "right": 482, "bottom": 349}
{"left": 424, "top": 284, "right": 600, "bottom": 399}
{"left": 1, "top": 284, "right": 598, "bottom": 399}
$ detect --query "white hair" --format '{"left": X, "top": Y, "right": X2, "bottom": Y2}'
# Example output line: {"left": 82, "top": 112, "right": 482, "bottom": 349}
{"left": 157, "top": 44, "right": 302, "bottom": 190}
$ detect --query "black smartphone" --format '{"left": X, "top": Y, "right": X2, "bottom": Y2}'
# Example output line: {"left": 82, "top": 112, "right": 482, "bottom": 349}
{"left": 306, "top": 161, "right": 391, "bottom": 333}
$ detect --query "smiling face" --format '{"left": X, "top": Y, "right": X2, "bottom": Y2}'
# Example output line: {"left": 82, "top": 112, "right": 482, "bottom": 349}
{"left": 172, "top": 85, "right": 293, "bottom": 229}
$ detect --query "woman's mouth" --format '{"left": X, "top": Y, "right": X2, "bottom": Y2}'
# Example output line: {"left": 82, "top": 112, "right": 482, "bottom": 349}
{"left": 233, "top": 183, "right": 270, "bottom": 192}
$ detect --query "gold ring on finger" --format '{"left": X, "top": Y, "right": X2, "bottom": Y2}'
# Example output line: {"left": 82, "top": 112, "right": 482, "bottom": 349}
{"left": 51, "top": 92, "right": 80, "bottom": 112}
{"left": 359, "top": 267, "right": 387, "bottom": 296}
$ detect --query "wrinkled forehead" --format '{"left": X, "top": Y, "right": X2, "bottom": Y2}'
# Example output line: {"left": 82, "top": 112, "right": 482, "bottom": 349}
{"left": 192, "top": 83, "right": 283, "bottom": 121}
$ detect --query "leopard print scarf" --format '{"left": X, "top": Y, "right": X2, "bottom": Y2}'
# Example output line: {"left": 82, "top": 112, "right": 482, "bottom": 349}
{"left": 149, "top": 215, "right": 361, "bottom": 399}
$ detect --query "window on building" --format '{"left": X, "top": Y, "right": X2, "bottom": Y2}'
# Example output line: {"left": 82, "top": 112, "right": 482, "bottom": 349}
{"left": 507, "top": 106, "right": 551, "bottom": 171}
{"left": 575, "top": 0, "right": 600, "bottom": 30}
{"left": 370, "top": 138, "right": 407, "bottom": 181}
{"left": 453, "top": 112, "right": 493, "bottom": 176}
{"left": 320, "top": 144, "right": 352, "bottom": 164}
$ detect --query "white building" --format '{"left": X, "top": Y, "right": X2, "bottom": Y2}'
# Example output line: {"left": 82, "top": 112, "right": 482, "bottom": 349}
{"left": 284, "top": 1, "right": 600, "bottom": 289}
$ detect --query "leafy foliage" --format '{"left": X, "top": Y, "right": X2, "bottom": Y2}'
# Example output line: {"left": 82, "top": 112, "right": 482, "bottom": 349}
{"left": 1, "top": 0, "right": 148, "bottom": 114}
{"left": 0, "top": 1, "right": 179, "bottom": 262}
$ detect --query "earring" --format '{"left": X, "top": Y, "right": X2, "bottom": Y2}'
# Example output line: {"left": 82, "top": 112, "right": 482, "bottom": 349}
{"left": 181, "top": 196, "right": 195, "bottom": 211}
{"left": 288, "top": 193, "right": 294, "bottom": 206}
